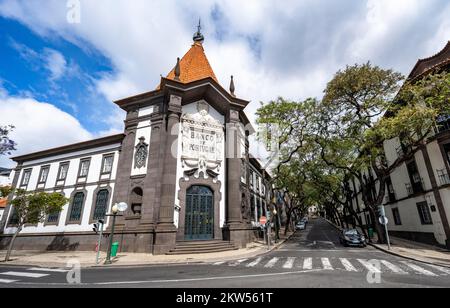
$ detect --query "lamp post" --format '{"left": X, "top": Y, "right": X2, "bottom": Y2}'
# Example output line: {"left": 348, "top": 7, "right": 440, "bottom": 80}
{"left": 104, "top": 202, "right": 127, "bottom": 265}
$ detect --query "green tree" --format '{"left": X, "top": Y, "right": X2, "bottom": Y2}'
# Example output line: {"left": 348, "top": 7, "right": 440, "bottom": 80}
{"left": 0, "top": 186, "right": 12, "bottom": 198}
{"left": 4, "top": 190, "right": 67, "bottom": 261}
{"left": 319, "top": 64, "right": 449, "bottom": 243}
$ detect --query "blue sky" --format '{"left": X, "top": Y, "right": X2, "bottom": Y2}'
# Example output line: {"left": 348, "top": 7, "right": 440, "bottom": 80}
{"left": 0, "top": 0, "right": 449, "bottom": 168}
{"left": 0, "top": 17, "right": 115, "bottom": 133}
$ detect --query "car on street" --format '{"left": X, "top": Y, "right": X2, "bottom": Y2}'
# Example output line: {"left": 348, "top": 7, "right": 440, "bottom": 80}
{"left": 339, "top": 229, "right": 367, "bottom": 247}
{"left": 301, "top": 217, "right": 309, "bottom": 224}
{"left": 296, "top": 222, "right": 306, "bottom": 230}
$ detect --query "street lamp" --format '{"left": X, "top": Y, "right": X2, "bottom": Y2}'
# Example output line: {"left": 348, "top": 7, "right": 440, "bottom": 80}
{"left": 104, "top": 202, "right": 128, "bottom": 265}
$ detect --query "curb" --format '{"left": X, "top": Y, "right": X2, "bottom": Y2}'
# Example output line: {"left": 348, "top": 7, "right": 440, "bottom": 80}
{"left": 323, "top": 217, "right": 450, "bottom": 268}
{"left": 0, "top": 234, "right": 295, "bottom": 269}
{"left": 368, "top": 242, "right": 450, "bottom": 269}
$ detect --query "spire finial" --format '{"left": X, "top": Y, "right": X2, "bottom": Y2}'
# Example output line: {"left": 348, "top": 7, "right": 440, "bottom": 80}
{"left": 174, "top": 57, "right": 181, "bottom": 81}
{"left": 230, "top": 75, "right": 235, "bottom": 96}
{"left": 193, "top": 18, "right": 205, "bottom": 44}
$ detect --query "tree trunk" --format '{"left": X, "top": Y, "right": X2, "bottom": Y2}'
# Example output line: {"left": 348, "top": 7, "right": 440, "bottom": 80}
{"left": 5, "top": 225, "right": 22, "bottom": 262}
{"left": 367, "top": 206, "right": 386, "bottom": 244}
{"left": 284, "top": 208, "right": 292, "bottom": 235}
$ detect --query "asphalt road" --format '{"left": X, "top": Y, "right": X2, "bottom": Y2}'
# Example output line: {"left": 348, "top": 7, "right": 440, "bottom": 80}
{"left": 0, "top": 218, "right": 449, "bottom": 288}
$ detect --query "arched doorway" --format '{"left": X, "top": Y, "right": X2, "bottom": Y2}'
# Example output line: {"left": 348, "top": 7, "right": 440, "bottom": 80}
{"left": 185, "top": 185, "right": 214, "bottom": 240}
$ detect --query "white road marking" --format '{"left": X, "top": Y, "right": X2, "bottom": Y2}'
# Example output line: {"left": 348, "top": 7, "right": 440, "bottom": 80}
{"left": 228, "top": 259, "right": 248, "bottom": 266}
{"left": 321, "top": 258, "right": 333, "bottom": 270}
{"left": 282, "top": 257, "right": 296, "bottom": 269}
{"left": 357, "top": 259, "right": 381, "bottom": 273}
{"left": 303, "top": 257, "right": 312, "bottom": 270}
{"left": 425, "top": 264, "right": 450, "bottom": 275}
{"left": 380, "top": 260, "right": 407, "bottom": 274}
{"left": 401, "top": 262, "right": 438, "bottom": 276}
{"left": 213, "top": 261, "right": 225, "bottom": 265}
{"left": 339, "top": 258, "right": 358, "bottom": 272}
{"left": 246, "top": 257, "right": 263, "bottom": 267}
{"left": 264, "top": 257, "right": 279, "bottom": 268}
{"left": 0, "top": 271, "right": 49, "bottom": 278}
{"left": 0, "top": 278, "right": 18, "bottom": 284}
{"left": 27, "top": 267, "right": 69, "bottom": 273}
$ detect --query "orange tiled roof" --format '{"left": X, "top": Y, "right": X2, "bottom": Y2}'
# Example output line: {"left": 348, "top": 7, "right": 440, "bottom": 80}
{"left": 0, "top": 198, "right": 7, "bottom": 208}
{"left": 165, "top": 42, "right": 219, "bottom": 85}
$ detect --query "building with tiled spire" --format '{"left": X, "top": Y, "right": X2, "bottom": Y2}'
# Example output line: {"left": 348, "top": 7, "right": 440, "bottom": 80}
{"left": 1, "top": 23, "right": 268, "bottom": 255}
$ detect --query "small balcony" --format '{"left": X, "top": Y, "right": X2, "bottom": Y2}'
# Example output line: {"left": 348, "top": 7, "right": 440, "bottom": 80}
{"left": 437, "top": 169, "right": 450, "bottom": 186}
{"left": 405, "top": 179, "right": 424, "bottom": 196}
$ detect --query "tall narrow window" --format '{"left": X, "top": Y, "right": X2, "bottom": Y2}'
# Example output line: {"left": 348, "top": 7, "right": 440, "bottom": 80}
{"left": 406, "top": 160, "right": 423, "bottom": 194}
{"left": 417, "top": 202, "right": 433, "bottom": 225}
{"left": 68, "top": 192, "right": 85, "bottom": 222}
{"left": 93, "top": 190, "right": 109, "bottom": 220}
{"left": 21, "top": 169, "right": 32, "bottom": 187}
{"left": 57, "top": 163, "right": 69, "bottom": 181}
{"left": 8, "top": 207, "right": 19, "bottom": 225}
{"left": 79, "top": 159, "right": 90, "bottom": 178}
{"left": 444, "top": 144, "right": 450, "bottom": 166}
{"left": 38, "top": 166, "right": 50, "bottom": 184}
{"left": 101, "top": 155, "right": 114, "bottom": 174}
{"left": 392, "top": 208, "right": 402, "bottom": 225}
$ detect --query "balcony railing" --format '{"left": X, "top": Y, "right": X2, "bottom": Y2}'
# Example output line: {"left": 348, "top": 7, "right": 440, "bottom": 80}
{"left": 437, "top": 169, "right": 450, "bottom": 186}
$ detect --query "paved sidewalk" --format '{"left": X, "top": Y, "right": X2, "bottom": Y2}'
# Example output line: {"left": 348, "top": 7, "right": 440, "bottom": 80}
{"left": 0, "top": 232, "right": 293, "bottom": 268}
{"left": 324, "top": 217, "right": 450, "bottom": 268}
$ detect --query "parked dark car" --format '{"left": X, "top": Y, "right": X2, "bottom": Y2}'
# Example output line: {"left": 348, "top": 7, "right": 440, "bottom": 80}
{"left": 339, "top": 229, "right": 367, "bottom": 247}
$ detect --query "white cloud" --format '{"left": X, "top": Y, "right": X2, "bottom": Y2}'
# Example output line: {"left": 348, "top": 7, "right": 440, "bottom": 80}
{"left": 0, "top": 90, "right": 92, "bottom": 168}
{"left": 10, "top": 40, "right": 69, "bottom": 82}
{"left": 43, "top": 48, "right": 67, "bottom": 81}
{"left": 0, "top": 0, "right": 449, "bottom": 162}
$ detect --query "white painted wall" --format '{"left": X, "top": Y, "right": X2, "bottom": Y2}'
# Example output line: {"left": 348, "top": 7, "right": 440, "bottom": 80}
{"left": 3, "top": 143, "right": 121, "bottom": 235}
{"left": 349, "top": 138, "right": 450, "bottom": 246}
{"left": 173, "top": 101, "right": 226, "bottom": 229}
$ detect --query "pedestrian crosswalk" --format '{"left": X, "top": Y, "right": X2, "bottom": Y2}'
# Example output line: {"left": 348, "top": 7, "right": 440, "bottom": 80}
{"left": 0, "top": 267, "right": 68, "bottom": 284}
{"left": 212, "top": 256, "right": 450, "bottom": 278}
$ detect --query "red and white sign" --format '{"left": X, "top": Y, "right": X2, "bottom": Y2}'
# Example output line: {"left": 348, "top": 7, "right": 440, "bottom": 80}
{"left": 259, "top": 216, "right": 267, "bottom": 225}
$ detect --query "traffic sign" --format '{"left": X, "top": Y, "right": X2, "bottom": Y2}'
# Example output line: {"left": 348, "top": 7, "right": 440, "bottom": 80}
{"left": 379, "top": 216, "right": 388, "bottom": 225}
{"left": 259, "top": 216, "right": 267, "bottom": 225}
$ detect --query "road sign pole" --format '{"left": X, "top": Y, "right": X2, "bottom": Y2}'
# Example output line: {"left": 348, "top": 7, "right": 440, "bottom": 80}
{"left": 105, "top": 213, "right": 117, "bottom": 265}
{"left": 95, "top": 221, "right": 104, "bottom": 265}
{"left": 384, "top": 222, "right": 391, "bottom": 250}
{"left": 378, "top": 205, "right": 391, "bottom": 249}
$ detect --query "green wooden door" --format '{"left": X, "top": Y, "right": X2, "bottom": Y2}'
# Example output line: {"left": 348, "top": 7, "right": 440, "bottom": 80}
{"left": 185, "top": 186, "right": 214, "bottom": 240}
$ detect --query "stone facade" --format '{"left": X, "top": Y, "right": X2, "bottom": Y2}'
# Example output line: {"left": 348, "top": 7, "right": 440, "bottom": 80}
{"left": 0, "top": 33, "right": 263, "bottom": 254}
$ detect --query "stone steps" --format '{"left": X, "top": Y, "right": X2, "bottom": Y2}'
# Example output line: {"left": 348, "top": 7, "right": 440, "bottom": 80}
{"left": 166, "top": 240, "right": 239, "bottom": 255}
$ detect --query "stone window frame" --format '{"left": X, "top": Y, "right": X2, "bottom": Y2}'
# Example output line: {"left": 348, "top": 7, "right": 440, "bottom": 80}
{"left": 77, "top": 157, "right": 91, "bottom": 180}
{"left": 176, "top": 176, "right": 222, "bottom": 242}
{"left": 36, "top": 165, "right": 51, "bottom": 188}
{"left": 6, "top": 205, "right": 19, "bottom": 227}
{"left": 65, "top": 188, "right": 88, "bottom": 225}
{"left": 100, "top": 153, "right": 115, "bottom": 176}
{"left": 44, "top": 191, "right": 66, "bottom": 227}
{"left": 417, "top": 201, "right": 433, "bottom": 225}
{"left": 56, "top": 162, "right": 70, "bottom": 183}
{"left": 391, "top": 208, "right": 402, "bottom": 226}
{"left": 89, "top": 186, "right": 113, "bottom": 224}
{"left": 20, "top": 168, "right": 32, "bottom": 188}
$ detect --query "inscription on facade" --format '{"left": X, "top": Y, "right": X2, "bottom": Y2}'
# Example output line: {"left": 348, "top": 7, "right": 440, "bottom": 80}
{"left": 181, "top": 101, "right": 224, "bottom": 178}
